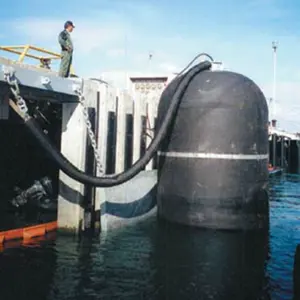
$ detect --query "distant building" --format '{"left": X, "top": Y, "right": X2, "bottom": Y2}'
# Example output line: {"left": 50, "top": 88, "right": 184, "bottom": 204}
{"left": 211, "top": 61, "right": 224, "bottom": 71}
{"left": 122, "top": 61, "right": 226, "bottom": 100}
{"left": 129, "top": 74, "right": 169, "bottom": 100}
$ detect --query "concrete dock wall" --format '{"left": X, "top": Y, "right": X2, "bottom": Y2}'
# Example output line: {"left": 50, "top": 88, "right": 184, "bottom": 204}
{"left": 100, "top": 170, "right": 157, "bottom": 231}
{"left": 0, "top": 56, "right": 165, "bottom": 234}
{"left": 57, "top": 77, "right": 164, "bottom": 233}
{"left": 3, "top": 57, "right": 300, "bottom": 234}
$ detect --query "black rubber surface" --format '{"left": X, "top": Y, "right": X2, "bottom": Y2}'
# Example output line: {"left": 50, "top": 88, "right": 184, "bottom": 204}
{"left": 156, "top": 70, "right": 269, "bottom": 230}
{"left": 23, "top": 61, "right": 212, "bottom": 187}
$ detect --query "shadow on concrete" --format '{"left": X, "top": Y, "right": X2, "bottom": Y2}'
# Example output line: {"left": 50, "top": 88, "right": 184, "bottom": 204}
{"left": 58, "top": 178, "right": 84, "bottom": 207}
{"left": 101, "top": 184, "right": 157, "bottom": 219}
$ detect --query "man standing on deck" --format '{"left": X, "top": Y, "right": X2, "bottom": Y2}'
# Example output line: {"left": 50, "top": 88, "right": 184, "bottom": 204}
{"left": 58, "top": 21, "right": 75, "bottom": 77}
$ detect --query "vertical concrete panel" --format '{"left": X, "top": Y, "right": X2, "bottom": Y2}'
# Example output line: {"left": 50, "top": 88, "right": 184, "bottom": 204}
{"left": 145, "top": 96, "right": 156, "bottom": 170}
{"left": 95, "top": 82, "right": 109, "bottom": 232}
{"left": 132, "top": 94, "right": 142, "bottom": 163}
{"left": 57, "top": 102, "right": 87, "bottom": 233}
{"left": 115, "top": 91, "right": 126, "bottom": 173}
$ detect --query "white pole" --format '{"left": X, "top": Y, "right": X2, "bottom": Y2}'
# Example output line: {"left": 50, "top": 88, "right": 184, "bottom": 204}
{"left": 148, "top": 52, "right": 153, "bottom": 74}
{"left": 272, "top": 41, "right": 278, "bottom": 121}
{"left": 125, "top": 34, "right": 128, "bottom": 91}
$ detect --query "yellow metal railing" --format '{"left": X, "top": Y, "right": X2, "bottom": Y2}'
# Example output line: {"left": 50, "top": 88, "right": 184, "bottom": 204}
{"left": 0, "top": 44, "right": 75, "bottom": 75}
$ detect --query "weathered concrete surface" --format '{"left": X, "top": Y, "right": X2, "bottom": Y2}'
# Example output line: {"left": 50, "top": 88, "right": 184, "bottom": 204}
{"left": 57, "top": 79, "right": 103, "bottom": 234}
{"left": 98, "top": 170, "right": 158, "bottom": 231}
{"left": 57, "top": 102, "right": 87, "bottom": 233}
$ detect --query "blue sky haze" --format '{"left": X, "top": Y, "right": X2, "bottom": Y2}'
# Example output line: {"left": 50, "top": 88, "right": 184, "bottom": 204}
{"left": 1, "top": 0, "right": 300, "bottom": 131}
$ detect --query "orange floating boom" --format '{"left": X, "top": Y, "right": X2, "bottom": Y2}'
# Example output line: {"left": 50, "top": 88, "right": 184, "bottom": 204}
{"left": 0, "top": 221, "right": 57, "bottom": 245}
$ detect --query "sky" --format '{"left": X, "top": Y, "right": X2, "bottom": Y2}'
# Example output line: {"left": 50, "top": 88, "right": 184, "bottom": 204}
{"left": 1, "top": 0, "right": 300, "bottom": 132}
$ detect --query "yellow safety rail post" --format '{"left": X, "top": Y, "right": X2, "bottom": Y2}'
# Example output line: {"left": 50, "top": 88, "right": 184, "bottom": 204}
{"left": 18, "top": 45, "right": 30, "bottom": 62}
{"left": 0, "top": 45, "right": 76, "bottom": 76}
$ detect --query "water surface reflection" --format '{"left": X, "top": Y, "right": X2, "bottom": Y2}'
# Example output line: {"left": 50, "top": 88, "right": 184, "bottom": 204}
{"left": 0, "top": 174, "right": 300, "bottom": 299}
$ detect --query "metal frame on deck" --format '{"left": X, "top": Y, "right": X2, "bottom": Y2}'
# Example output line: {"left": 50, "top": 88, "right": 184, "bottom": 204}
{"left": 0, "top": 62, "right": 80, "bottom": 103}
{"left": 0, "top": 45, "right": 75, "bottom": 75}
{"left": 0, "top": 44, "right": 82, "bottom": 102}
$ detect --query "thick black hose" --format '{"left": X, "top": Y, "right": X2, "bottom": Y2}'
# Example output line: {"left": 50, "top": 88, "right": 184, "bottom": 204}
{"left": 22, "top": 60, "right": 212, "bottom": 187}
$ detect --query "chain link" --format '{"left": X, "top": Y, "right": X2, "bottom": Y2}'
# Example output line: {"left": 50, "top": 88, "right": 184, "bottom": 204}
{"left": 3, "top": 66, "right": 104, "bottom": 176}
{"left": 3, "top": 67, "right": 29, "bottom": 115}
{"left": 76, "top": 90, "right": 104, "bottom": 175}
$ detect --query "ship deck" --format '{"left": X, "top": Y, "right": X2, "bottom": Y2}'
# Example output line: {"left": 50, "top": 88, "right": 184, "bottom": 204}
{"left": 0, "top": 56, "right": 79, "bottom": 103}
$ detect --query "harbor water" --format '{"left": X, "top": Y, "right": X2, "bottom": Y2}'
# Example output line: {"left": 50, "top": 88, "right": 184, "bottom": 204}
{"left": 0, "top": 174, "right": 299, "bottom": 300}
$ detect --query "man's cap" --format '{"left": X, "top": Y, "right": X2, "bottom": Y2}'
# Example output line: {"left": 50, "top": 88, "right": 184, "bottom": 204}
{"left": 64, "top": 21, "right": 75, "bottom": 29}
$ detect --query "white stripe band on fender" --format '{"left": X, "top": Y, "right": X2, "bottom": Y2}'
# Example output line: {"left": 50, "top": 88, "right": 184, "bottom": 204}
{"left": 157, "top": 151, "right": 269, "bottom": 160}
